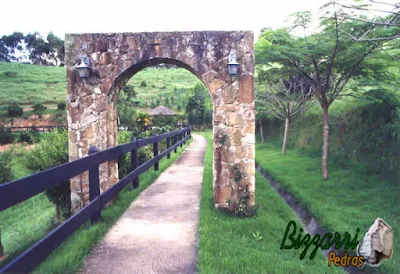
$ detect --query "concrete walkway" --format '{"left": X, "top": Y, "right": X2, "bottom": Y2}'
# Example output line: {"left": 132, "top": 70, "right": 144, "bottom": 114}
{"left": 79, "top": 134, "right": 207, "bottom": 274}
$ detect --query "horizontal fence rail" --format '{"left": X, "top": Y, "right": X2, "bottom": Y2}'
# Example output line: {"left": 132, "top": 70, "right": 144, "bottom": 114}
{"left": 0, "top": 126, "right": 191, "bottom": 274}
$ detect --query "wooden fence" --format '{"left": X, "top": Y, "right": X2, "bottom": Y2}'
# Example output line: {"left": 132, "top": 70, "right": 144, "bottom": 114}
{"left": 0, "top": 126, "right": 191, "bottom": 273}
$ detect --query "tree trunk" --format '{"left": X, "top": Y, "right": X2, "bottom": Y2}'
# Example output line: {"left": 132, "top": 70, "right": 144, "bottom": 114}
{"left": 282, "top": 117, "right": 290, "bottom": 155}
{"left": 260, "top": 122, "right": 264, "bottom": 144}
{"left": 322, "top": 107, "right": 329, "bottom": 180}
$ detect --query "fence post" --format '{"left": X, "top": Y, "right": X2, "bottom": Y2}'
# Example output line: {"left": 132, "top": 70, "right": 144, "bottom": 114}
{"left": 180, "top": 131, "right": 183, "bottom": 148}
{"left": 166, "top": 135, "right": 171, "bottom": 159}
{"left": 130, "top": 136, "right": 139, "bottom": 189}
{"left": 153, "top": 134, "right": 159, "bottom": 171}
{"left": 0, "top": 228, "right": 3, "bottom": 258}
{"left": 89, "top": 146, "right": 102, "bottom": 224}
{"left": 174, "top": 133, "right": 177, "bottom": 153}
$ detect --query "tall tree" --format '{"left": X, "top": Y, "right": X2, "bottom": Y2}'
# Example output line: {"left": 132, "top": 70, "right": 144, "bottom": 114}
{"left": 256, "top": 11, "right": 391, "bottom": 180}
{"left": 324, "top": 0, "right": 399, "bottom": 42}
{"left": 256, "top": 76, "right": 314, "bottom": 154}
{"left": 0, "top": 32, "right": 24, "bottom": 62}
{"left": 0, "top": 31, "right": 65, "bottom": 65}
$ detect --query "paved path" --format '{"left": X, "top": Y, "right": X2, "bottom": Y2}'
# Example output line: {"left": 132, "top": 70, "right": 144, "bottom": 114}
{"left": 79, "top": 134, "right": 207, "bottom": 274}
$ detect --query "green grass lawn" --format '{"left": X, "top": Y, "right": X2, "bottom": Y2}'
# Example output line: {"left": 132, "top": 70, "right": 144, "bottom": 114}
{"left": 196, "top": 131, "right": 342, "bottom": 274}
{"left": 0, "top": 139, "right": 191, "bottom": 273}
{"left": 0, "top": 62, "right": 66, "bottom": 105}
{"left": 256, "top": 138, "right": 400, "bottom": 274}
{"left": 0, "top": 145, "right": 56, "bottom": 268}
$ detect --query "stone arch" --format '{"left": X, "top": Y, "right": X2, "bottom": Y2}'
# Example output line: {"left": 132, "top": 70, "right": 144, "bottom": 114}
{"left": 65, "top": 31, "right": 255, "bottom": 212}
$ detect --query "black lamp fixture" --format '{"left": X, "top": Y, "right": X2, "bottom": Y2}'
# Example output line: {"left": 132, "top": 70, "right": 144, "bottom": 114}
{"left": 76, "top": 55, "right": 91, "bottom": 78}
{"left": 228, "top": 49, "right": 239, "bottom": 80}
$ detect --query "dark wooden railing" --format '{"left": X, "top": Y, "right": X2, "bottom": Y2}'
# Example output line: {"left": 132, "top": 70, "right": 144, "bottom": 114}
{"left": 0, "top": 126, "right": 191, "bottom": 274}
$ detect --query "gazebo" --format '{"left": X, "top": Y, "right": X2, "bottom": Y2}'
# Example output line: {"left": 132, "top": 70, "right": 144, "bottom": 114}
{"left": 149, "top": 106, "right": 176, "bottom": 116}
{"left": 149, "top": 106, "right": 181, "bottom": 127}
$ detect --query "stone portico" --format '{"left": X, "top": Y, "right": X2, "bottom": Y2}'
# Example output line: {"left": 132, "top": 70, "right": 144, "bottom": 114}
{"left": 64, "top": 31, "right": 255, "bottom": 212}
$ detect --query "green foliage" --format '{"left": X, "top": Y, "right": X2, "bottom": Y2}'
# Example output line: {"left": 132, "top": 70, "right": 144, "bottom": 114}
{"left": 226, "top": 164, "right": 258, "bottom": 217}
{"left": 24, "top": 130, "right": 71, "bottom": 221}
{"left": 152, "top": 116, "right": 177, "bottom": 127}
{"left": 252, "top": 231, "right": 263, "bottom": 242}
{"left": 32, "top": 102, "right": 46, "bottom": 118}
{"left": 57, "top": 102, "right": 66, "bottom": 110}
{"left": 117, "top": 131, "right": 155, "bottom": 178}
{"left": 269, "top": 90, "right": 400, "bottom": 179}
{"left": 32, "top": 102, "right": 46, "bottom": 111}
{"left": 185, "top": 83, "right": 212, "bottom": 128}
{"left": 140, "top": 80, "right": 147, "bottom": 87}
{"left": 0, "top": 32, "right": 25, "bottom": 62}
{"left": 134, "top": 111, "right": 152, "bottom": 131}
{"left": 18, "top": 127, "right": 40, "bottom": 144}
{"left": 150, "top": 98, "right": 156, "bottom": 108}
{"left": 233, "top": 164, "right": 246, "bottom": 184}
{"left": 7, "top": 103, "right": 23, "bottom": 119}
{"left": 0, "top": 149, "right": 12, "bottom": 184}
{"left": 0, "top": 126, "right": 13, "bottom": 144}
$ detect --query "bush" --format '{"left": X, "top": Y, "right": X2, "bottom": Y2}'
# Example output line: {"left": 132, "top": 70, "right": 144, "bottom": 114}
{"left": 117, "top": 132, "right": 154, "bottom": 178}
{"left": 32, "top": 102, "right": 46, "bottom": 112}
{"left": 140, "top": 80, "right": 147, "bottom": 87}
{"left": 32, "top": 102, "right": 46, "bottom": 118}
{"left": 57, "top": 102, "right": 66, "bottom": 110}
{"left": 24, "top": 130, "right": 71, "bottom": 222}
{"left": 0, "top": 126, "right": 13, "bottom": 144}
{"left": 7, "top": 103, "right": 23, "bottom": 117}
{"left": 18, "top": 127, "right": 40, "bottom": 144}
{"left": 0, "top": 150, "right": 12, "bottom": 184}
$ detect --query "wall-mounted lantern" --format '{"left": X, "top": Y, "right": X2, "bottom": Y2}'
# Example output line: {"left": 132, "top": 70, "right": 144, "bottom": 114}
{"left": 228, "top": 49, "right": 239, "bottom": 80}
{"left": 76, "top": 56, "right": 91, "bottom": 78}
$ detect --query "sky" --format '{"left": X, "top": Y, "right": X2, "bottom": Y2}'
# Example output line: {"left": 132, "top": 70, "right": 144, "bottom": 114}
{"left": 0, "top": 0, "right": 328, "bottom": 42}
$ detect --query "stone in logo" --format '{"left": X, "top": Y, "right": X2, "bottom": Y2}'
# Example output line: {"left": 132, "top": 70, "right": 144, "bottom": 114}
{"left": 357, "top": 218, "right": 394, "bottom": 267}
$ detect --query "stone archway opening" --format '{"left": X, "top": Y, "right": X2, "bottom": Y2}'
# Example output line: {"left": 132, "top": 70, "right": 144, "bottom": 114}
{"left": 114, "top": 58, "right": 213, "bottom": 181}
{"left": 65, "top": 31, "right": 255, "bottom": 213}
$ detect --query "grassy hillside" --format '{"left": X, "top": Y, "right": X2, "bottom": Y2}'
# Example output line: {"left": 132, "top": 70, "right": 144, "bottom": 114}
{"left": 0, "top": 62, "right": 203, "bottom": 112}
{"left": 0, "top": 63, "right": 66, "bottom": 106}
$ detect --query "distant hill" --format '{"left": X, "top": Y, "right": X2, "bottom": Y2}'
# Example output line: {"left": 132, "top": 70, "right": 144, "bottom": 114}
{"left": 0, "top": 62, "right": 203, "bottom": 112}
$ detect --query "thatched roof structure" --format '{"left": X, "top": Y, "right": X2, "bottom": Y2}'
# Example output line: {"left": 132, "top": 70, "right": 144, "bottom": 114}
{"left": 149, "top": 106, "right": 176, "bottom": 116}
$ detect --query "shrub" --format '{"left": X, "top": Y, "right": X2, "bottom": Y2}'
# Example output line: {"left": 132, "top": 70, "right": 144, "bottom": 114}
{"left": 19, "top": 127, "right": 40, "bottom": 144}
{"left": 32, "top": 102, "right": 46, "bottom": 118}
{"left": 117, "top": 132, "right": 153, "bottom": 178}
{"left": 0, "top": 126, "right": 13, "bottom": 144}
{"left": 7, "top": 103, "right": 23, "bottom": 117}
{"left": 0, "top": 150, "right": 12, "bottom": 184}
{"left": 24, "top": 130, "right": 71, "bottom": 222}
{"left": 140, "top": 80, "right": 147, "bottom": 87}
{"left": 57, "top": 102, "right": 66, "bottom": 110}
{"left": 32, "top": 102, "right": 46, "bottom": 112}
{"left": 19, "top": 131, "right": 32, "bottom": 143}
